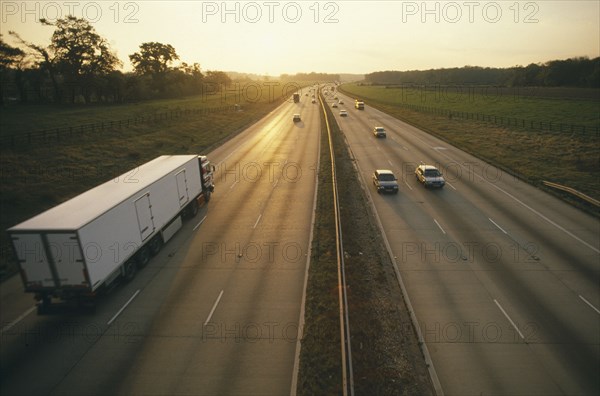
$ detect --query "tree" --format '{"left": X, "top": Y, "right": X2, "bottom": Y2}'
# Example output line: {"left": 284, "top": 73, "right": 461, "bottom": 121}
{"left": 41, "top": 16, "right": 121, "bottom": 103}
{"left": 0, "top": 35, "right": 25, "bottom": 104}
{"left": 129, "top": 42, "right": 179, "bottom": 95}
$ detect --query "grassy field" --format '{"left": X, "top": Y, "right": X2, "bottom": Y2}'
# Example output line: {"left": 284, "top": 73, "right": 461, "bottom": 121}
{"left": 0, "top": 81, "right": 306, "bottom": 278}
{"left": 340, "top": 83, "right": 600, "bottom": 212}
{"left": 345, "top": 84, "right": 600, "bottom": 128}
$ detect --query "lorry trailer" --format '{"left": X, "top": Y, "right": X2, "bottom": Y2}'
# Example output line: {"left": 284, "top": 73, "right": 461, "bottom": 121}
{"left": 8, "top": 155, "right": 214, "bottom": 313}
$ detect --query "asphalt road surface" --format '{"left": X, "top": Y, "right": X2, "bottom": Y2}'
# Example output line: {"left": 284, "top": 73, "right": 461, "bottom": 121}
{"left": 329, "top": 89, "right": 599, "bottom": 395}
{"left": 0, "top": 91, "right": 321, "bottom": 396}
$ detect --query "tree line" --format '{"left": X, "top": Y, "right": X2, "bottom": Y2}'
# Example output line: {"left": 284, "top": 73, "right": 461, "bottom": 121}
{"left": 0, "top": 16, "right": 232, "bottom": 105}
{"left": 364, "top": 57, "right": 600, "bottom": 88}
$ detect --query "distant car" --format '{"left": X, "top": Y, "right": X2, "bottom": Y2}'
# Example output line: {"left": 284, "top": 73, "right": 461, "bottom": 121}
{"left": 311, "top": 98, "right": 316, "bottom": 104}
{"left": 332, "top": 102, "right": 338, "bottom": 108}
{"left": 339, "top": 100, "right": 344, "bottom": 104}
{"left": 372, "top": 169, "right": 399, "bottom": 194}
{"left": 305, "top": 93, "right": 309, "bottom": 96}
{"left": 415, "top": 164, "right": 445, "bottom": 188}
{"left": 334, "top": 96, "right": 338, "bottom": 100}
{"left": 339, "top": 110, "right": 348, "bottom": 117}
{"left": 293, "top": 114, "right": 301, "bottom": 122}
{"left": 373, "top": 126, "right": 386, "bottom": 138}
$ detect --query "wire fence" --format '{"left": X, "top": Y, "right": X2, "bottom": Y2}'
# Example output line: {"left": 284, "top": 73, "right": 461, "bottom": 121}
{"left": 393, "top": 102, "right": 599, "bottom": 137}
{"left": 1, "top": 104, "right": 238, "bottom": 150}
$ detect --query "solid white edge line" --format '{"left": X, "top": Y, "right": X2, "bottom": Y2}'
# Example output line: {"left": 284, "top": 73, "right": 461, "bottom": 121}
{"left": 1, "top": 305, "right": 37, "bottom": 334}
{"left": 487, "top": 181, "right": 600, "bottom": 254}
{"left": 579, "top": 295, "right": 600, "bottom": 315}
{"left": 434, "top": 219, "right": 446, "bottom": 234}
{"left": 446, "top": 181, "right": 457, "bottom": 190}
{"left": 107, "top": 289, "right": 141, "bottom": 326}
{"left": 489, "top": 217, "right": 508, "bottom": 234}
{"left": 204, "top": 290, "right": 224, "bottom": 326}
{"left": 253, "top": 214, "right": 262, "bottom": 229}
{"left": 494, "top": 299, "right": 525, "bottom": 340}
{"left": 193, "top": 215, "right": 207, "bottom": 231}
{"left": 434, "top": 147, "right": 599, "bottom": 254}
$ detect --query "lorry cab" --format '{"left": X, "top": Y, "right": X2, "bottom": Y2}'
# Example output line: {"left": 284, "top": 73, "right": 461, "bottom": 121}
{"left": 198, "top": 155, "right": 215, "bottom": 194}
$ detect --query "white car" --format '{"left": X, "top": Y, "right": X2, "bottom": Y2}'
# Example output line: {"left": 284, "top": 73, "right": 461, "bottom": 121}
{"left": 292, "top": 114, "right": 301, "bottom": 122}
{"left": 339, "top": 110, "right": 348, "bottom": 117}
{"left": 332, "top": 102, "right": 338, "bottom": 108}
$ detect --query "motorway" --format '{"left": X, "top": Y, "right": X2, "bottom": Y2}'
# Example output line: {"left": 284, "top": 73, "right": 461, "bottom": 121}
{"left": 2, "top": 85, "right": 599, "bottom": 396}
{"left": 328, "top": 88, "right": 600, "bottom": 395}
{"left": 0, "top": 92, "right": 320, "bottom": 395}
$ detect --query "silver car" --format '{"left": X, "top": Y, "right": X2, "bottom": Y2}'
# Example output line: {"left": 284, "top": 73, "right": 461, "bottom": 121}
{"left": 373, "top": 169, "right": 399, "bottom": 194}
{"left": 415, "top": 164, "right": 445, "bottom": 188}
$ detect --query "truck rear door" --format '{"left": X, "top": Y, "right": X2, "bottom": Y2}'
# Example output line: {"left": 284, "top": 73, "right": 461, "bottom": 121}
{"left": 10, "top": 233, "right": 56, "bottom": 290}
{"left": 176, "top": 169, "right": 189, "bottom": 207}
{"left": 45, "top": 233, "right": 88, "bottom": 288}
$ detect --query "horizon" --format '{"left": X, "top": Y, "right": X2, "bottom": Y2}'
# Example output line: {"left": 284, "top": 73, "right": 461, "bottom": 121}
{"left": 1, "top": 1, "right": 599, "bottom": 76}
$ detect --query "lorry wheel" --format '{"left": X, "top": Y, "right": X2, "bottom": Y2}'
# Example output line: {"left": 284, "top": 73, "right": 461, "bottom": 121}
{"left": 148, "top": 235, "right": 163, "bottom": 256}
{"left": 37, "top": 296, "right": 50, "bottom": 315}
{"left": 187, "top": 200, "right": 199, "bottom": 218}
{"left": 123, "top": 259, "right": 137, "bottom": 282}
{"left": 136, "top": 246, "right": 150, "bottom": 268}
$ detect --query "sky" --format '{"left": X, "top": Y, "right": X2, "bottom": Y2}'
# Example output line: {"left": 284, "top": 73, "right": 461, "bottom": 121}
{"left": 1, "top": 0, "right": 599, "bottom": 76}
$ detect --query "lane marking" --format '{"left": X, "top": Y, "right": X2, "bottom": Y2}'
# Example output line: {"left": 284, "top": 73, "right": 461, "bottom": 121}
{"left": 421, "top": 137, "right": 599, "bottom": 253}
{"left": 494, "top": 299, "right": 525, "bottom": 339}
{"left": 253, "top": 214, "right": 262, "bottom": 229}
{"left": 193, "top": 215, "right": 207, "bottom": 231}
{"left": 488, "top": 182, "right": 600, "bottom": 254}
{"left": 489, "top": 217, "right": 508, "bottom": 234}
{"left": 388, "top": 160, "right": 394, "bottom": 167}
{"left": 579, "top": 295, "right": 600, "bottom": 315}
{"left": 1, "top": 306, "right": 36, "bottom": 334}
{"left": 446, "top": 181, "right": 457, "bottom": 190}
{"left": 229, "top": 180, "right": 239, "bottom": 190}
{"left": 433, "top": 219, "right": 446, "bottom": 234}
{"left": 204, "top": 290, "right": 224, "bottom": 326}
{"left": 403, "top": 180, "right": 413, "bottom": 191}
{"left": 107, "top": 289, "right": 141, "bottom": 326}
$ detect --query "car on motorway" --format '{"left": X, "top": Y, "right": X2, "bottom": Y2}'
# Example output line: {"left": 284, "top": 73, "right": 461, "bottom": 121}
{"left": 372, "top": 169, "right": 399, "bottom": 194}
{"left": 415, "top": 164, "right": 445, "bottom": 188}
{"left": 373, "top": 126, "right": 386, "bottom": 138}
{"left": 332, "top": 102, "right": 338, "bottom": 108}
{"left": 339, "top": 100, "right": 344, "bottom": 104}
{"left": 311, "top": 98, "right": 316, "bottom": 104}
{"left": 339, "top": 110, "right": 348, "bottom": 117}
{"left": 292, "top": 114, "right": 301, "bottom": 122}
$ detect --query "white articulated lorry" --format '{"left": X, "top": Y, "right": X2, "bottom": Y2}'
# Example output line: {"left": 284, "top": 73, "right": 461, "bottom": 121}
{"left": 7, "top": 155, "right": 214, "bottom": 313}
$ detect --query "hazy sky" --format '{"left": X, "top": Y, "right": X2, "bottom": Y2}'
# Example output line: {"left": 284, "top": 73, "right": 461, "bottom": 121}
{"left": 1, "top": 0, "right": 599, "bottom": 75}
